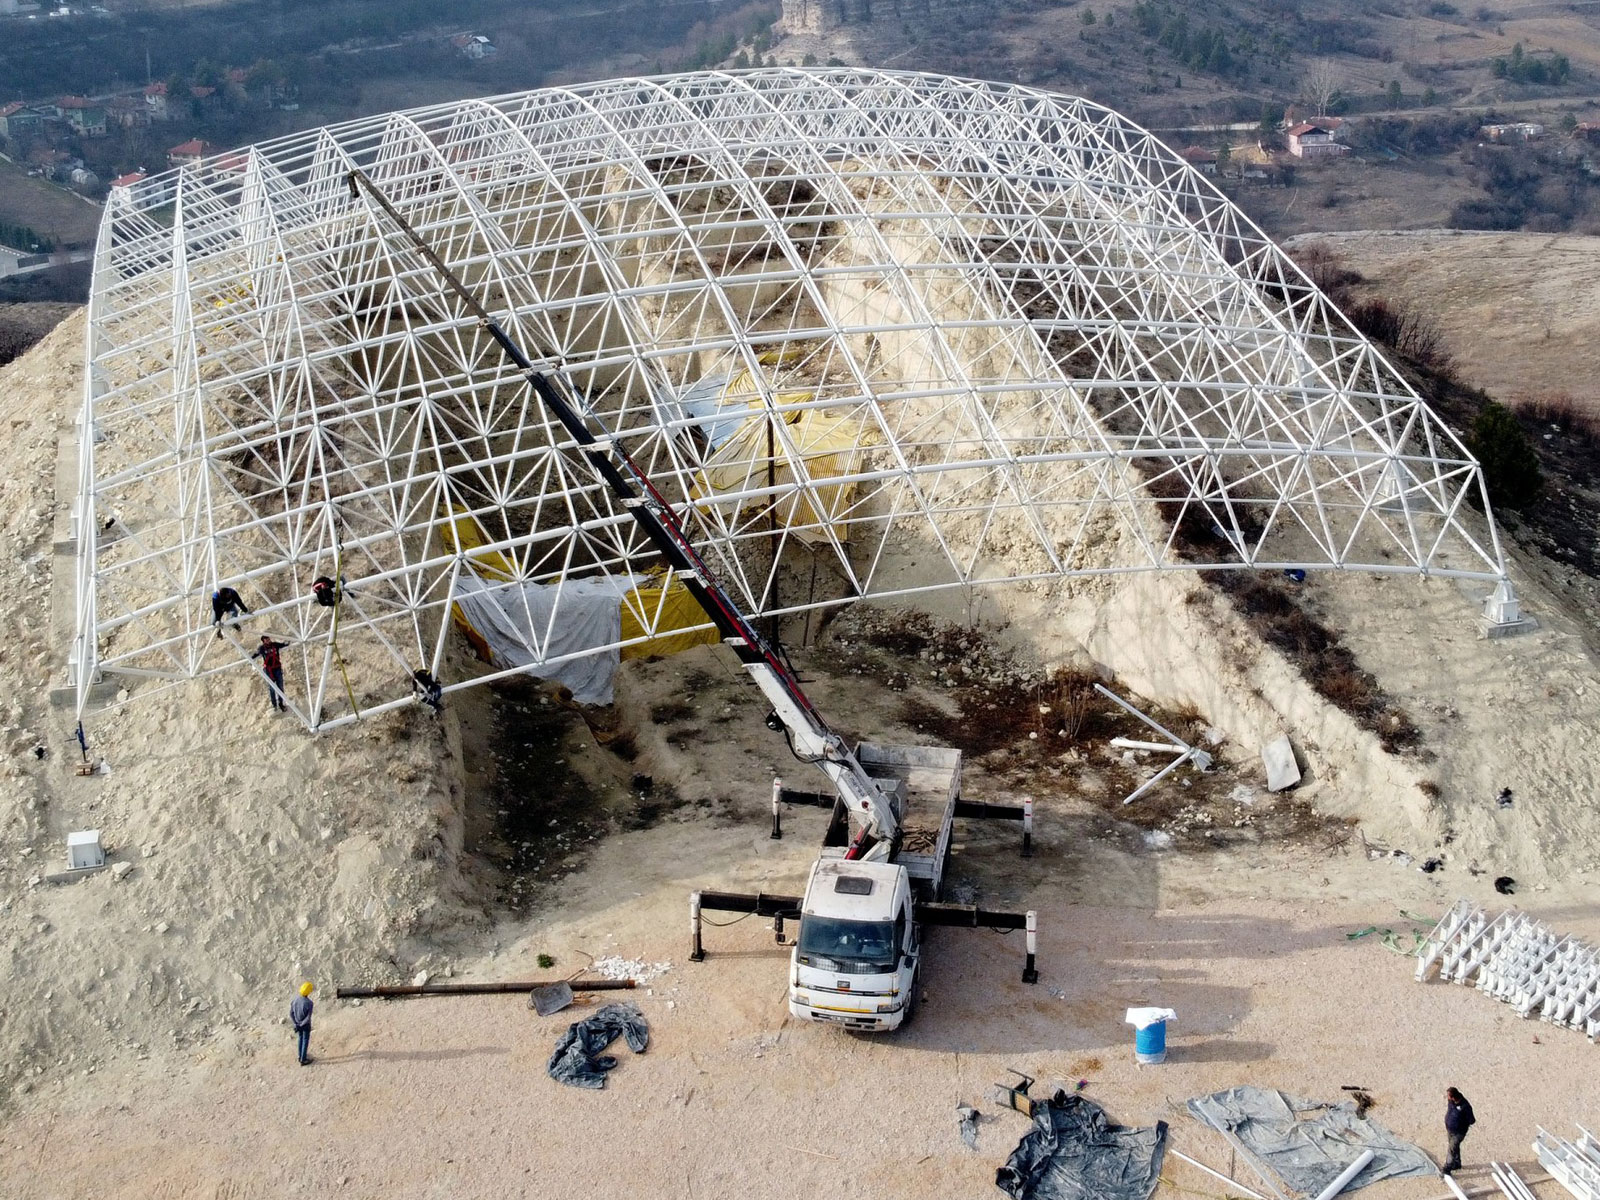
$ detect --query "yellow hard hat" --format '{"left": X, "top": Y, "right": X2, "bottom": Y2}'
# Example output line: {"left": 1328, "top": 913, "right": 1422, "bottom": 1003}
{"left": 299, "top": 981, "right": 314, "bottom": 997}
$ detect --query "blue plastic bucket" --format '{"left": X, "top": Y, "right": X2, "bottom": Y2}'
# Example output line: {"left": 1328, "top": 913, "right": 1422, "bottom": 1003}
{"left": 1134, "top": 1019, "right": 1168, "bottom": 1064}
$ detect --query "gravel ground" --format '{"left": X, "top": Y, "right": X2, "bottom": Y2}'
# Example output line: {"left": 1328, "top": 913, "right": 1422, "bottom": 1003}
{"left": 2, "top": 817, "right": 1596, "bottom": 1200}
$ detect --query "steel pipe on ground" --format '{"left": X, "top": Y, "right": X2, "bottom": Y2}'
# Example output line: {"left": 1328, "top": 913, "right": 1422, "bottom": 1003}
{"left": 335, "top": 979, "right": 635, "bottom": 998}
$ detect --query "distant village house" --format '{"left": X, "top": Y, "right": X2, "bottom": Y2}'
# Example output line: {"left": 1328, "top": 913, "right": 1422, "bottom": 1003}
{"left": 450, "top": 33, "right": 498, "bottom": 59}
{"left": 55, "top": 96, "right": 107, "bottom": 138}
{"left": 144, "top": 82, "right": 172, "bottom": 121}
{"left": 111, "top": 170, "right": 172, "bottom": 206}
{"left": 1180, "top": 146, "right": 1218, "bottom": 175}
{"left": 1480, "top": 122, "right": 1544, "bottom": 143}
{"left": 167, "top": 138, "right": 213, "bottom": 169}
{"left": 1285, "top": 123, "right": 1348, "bottom": 159}
{"left": 0, "top": 102, "right": 46, "bottom": 141}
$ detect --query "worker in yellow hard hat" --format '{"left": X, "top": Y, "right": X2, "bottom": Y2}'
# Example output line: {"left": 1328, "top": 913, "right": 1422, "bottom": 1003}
{"left": 291, "top": 981, "right": 315, "bottom": 1066}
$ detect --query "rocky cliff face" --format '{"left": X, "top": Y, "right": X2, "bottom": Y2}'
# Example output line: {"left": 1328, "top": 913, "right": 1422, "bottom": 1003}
{"left": 781, "top": 0, "right": 992, "bottom": 35}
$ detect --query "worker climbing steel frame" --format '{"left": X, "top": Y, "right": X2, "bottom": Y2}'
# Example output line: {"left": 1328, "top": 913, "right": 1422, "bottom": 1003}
{"left": 73, "top": 69, "right": 1514, "bottom": 730}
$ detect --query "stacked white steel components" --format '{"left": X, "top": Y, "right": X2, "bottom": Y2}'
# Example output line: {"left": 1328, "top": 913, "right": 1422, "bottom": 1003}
{"left": 1415, "top": 899, "right": 1600, "bottom": 1039}
{"left": 1536, "top": 1127, "right": 1600, "bottom": 1200}
{"left": 1489, "top": 1160, "right": 1541, "bottom": 1200}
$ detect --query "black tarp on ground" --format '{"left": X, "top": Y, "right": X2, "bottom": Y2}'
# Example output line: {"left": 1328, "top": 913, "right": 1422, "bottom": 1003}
{"left": 1186, "top": 1086, "right": 1437, "bottom": 1195}
{"left": 546, "top": 1002, "right": 650, "bottom": 1089}
{"left": 996, "top": 1094, "right": 1168, "bottom": 1200}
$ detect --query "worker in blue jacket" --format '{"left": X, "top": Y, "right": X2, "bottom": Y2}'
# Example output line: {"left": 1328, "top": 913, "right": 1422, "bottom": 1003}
{"left": 1443, "top": 1086, "right": 1475, "bottom": 1174}
{"left": 291, "top": 981, "right": 314, "bottom": 1066}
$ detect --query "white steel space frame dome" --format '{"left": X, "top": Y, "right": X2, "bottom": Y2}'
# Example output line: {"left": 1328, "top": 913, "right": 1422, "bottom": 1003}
{"left": 72, "top": 68, "right": 1513, "bottom": 729}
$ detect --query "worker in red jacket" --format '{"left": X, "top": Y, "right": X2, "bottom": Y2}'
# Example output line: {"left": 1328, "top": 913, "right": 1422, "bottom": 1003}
{"left": 251, "top": 635, "right": 291, "bottom": 712}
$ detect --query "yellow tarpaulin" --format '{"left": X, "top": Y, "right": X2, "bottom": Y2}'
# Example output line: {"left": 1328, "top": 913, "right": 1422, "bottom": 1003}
{"left": 620, "top": 576, "right": 719, "bottom": 660}
{"left": 442, "top": 506, "right": 512, "bottom": 662}
{"left": 442, "top": 506, "right": 514, "bottom": 580}
{"left": 693, "top": 402, "right": 864, "bottom": 544}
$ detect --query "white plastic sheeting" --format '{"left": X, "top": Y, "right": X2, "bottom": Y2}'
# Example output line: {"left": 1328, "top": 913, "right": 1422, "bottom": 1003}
{"left": 453, "top": 573, "right": 643, "bottom": 705}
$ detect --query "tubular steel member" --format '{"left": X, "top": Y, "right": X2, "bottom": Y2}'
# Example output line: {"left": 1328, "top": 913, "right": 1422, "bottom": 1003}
{"left": 770, "top": 782, "right": 841, "bottom": 844}
{"left": 335, "top": 979, "right": 637, "bottom": 998}
{"left": 1025, "top": 910, "right": 1039, "bottom": 984}
{"left": 952, "top": 795, "right": 1034, "bottom": 857}
{"left": 692, "top": 890, "right": 1039, "bottom": 985}
{"left": 913, "top": 902, "right": 1040, "bottom": 983}
{"left": 689, "top": 890, "right": 804, "bottom": 963}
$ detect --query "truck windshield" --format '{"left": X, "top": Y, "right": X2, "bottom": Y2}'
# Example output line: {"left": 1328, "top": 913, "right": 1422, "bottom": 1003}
{"left": 796, "top": 916, "right": 898, "bottom": 974}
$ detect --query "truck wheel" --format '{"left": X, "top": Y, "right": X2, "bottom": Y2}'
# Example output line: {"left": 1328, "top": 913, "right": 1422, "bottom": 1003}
{"left": 900, "top": 966, "right": 921, "bottom": 1029}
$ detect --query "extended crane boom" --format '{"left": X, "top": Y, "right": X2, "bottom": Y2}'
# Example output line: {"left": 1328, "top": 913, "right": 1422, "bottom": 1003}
{"left": 346, "top": 170, "right": 900, "bottom": 853}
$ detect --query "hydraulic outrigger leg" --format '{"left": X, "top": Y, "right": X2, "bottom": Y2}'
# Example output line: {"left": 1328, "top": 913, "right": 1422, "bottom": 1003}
{"left": 688, "top": 890, "right": 1040, "bottom": 983}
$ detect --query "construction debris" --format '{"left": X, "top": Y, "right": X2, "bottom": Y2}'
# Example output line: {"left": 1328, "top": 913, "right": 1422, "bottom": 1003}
{"left": 592, "top": 955, "right": 672, "bottom": 985}
{"left": 530, "top": 982, "right": 575, "bottom": 1016}
{"left": 957, "top": 1103, "right": 981, "bottom": 1150}
{"left": 1261, "top": 735, "right": 1301, "bottom": 792}
{"left": 1093, "top": 684, "right": 1211, "bottom": 805}
{"left": 995, "top": 1070, "right": 1041, "bottom": 1118}
{"left": 1415, "top": 900, "right": 1600, "bottom": 1039}
{"left": 547, "top": 1002, "right": 650, "bottom": 1089}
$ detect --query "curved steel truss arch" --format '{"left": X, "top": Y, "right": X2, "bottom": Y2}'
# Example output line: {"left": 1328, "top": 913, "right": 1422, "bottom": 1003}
{"left": 73, "top": 68, "right": 1509, "bottom": 728}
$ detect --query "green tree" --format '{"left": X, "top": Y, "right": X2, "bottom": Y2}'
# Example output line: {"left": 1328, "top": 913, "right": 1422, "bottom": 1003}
{"left": 1082, "top": 7, "right": 1096, "bottom": 24}
{"left": 1423, "top": 86, "right": 1437, "bottom": 106}
{"left": 1468, "top": 402, "right": 1543, "bottom": 509}
{"left": 1388, "top": 80, "right": 1402, "bottom": 108}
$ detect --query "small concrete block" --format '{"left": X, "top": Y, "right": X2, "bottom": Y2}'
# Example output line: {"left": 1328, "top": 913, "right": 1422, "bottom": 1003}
{"left": 1481, "top": 615, "right": 1536, "bottom": 639}
{"left": 110, "top": 861, "right": 133, "bottom": 881}
{"left": 1261, "top": 735, "right": 1301, "bottom": 792}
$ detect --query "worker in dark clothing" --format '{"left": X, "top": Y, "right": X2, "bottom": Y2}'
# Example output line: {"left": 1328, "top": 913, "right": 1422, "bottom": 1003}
{"left": 311, "top": 576, "right": 339, "bottom": 608}
{"left": 291, "top": 981, "right": 314, "bottom": 1066}
{"left": 412, "top": 668, "right": 443, "bottom": 714}
{"left": 1444, "top": 1086, "right": 1475, "bottom": 1174}
{"left": 211, "top": 586, "right": 250, "bottom": 638}
{"left": 251, "top": 635, "right": 290, "bottom": 712}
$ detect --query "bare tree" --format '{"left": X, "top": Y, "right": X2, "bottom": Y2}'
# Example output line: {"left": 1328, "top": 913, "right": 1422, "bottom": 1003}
{"left": 1301, "top": 58, "right": 1340, "bottom": 118}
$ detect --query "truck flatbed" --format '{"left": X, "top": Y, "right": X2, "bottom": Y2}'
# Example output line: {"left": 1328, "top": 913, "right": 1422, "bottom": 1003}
{"left": 819, "top": 741, "right": 960, "bottom": 897}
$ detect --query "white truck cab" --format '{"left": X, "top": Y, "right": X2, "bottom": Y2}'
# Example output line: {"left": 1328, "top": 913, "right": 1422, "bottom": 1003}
{"left": 788, "top": 859, "right": 919, "bottom": 1031}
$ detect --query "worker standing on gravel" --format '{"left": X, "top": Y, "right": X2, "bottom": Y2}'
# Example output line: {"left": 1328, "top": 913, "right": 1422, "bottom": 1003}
{"left": 1443, "top": 1086, "right": 1475, "bottom": 1174}
{"left": 252, "top": 635, "right": 290, "bottom": 712}
{"left": 291, "top": 982, "right": 314, "bottom": 1066}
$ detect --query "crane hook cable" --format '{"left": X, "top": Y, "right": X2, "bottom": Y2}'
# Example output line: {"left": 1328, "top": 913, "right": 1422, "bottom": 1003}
{"left": 329, "top": 528, "right": 361, "bottom": 720}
